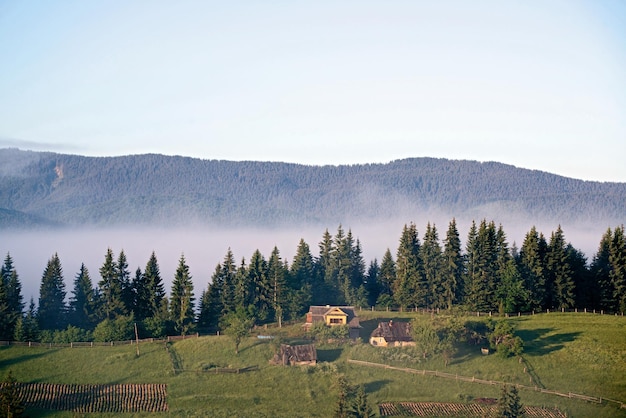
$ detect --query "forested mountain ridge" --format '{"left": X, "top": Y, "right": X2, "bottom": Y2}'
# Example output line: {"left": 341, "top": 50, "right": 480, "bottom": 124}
{"left": 0, "top": 148, "right": 624, "bottom": 228}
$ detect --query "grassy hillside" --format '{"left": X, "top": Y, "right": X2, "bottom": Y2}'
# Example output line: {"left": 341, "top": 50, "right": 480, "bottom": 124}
{"left": 1, "top": 312, "right": 624, "bottom": 417}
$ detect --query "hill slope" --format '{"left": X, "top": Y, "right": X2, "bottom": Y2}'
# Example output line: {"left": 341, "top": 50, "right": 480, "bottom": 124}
{"left": 0, "top": 148, "right": 624, "bottom": 228}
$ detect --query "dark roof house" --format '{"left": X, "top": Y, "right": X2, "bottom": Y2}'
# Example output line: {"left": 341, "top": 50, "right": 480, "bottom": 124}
{"left": 369, "top": 320, "right": 415, "bottom": 347}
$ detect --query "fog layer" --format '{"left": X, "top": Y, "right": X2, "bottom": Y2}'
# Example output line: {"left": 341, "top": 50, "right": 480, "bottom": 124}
{"left": 1, "top": 218, "right": 607, "bottom": 304}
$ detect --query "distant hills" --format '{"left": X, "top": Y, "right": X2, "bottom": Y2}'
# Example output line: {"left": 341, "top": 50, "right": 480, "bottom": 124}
{"left": 0, "top": 148, "right": 624, "bottom": 229}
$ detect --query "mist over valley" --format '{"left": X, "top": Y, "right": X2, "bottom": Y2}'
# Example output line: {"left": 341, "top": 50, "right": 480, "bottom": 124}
{"left": 1, "top": 148, "right": 624, "bottom": 302}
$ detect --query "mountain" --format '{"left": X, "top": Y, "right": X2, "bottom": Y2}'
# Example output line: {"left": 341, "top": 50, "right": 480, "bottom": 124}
{"left": 0, "top": 148, "right": 624, "bottom": 229}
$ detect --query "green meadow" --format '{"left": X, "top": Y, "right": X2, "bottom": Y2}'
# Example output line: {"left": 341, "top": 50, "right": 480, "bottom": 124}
{"left": 1, "top": 312, "right": 625, "bottom": 417}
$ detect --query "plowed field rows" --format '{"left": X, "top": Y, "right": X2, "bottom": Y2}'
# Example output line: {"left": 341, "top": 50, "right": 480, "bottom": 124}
{"left": 0, "top": 382, "right": 168, "bottom": 413}
{"left": 378, "top": 402, "right": 566, "bottom": 417}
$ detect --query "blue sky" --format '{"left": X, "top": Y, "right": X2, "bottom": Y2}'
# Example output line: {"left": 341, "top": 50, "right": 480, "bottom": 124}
{"left": 0, "top": 1, "right": 625, "bottom": 182}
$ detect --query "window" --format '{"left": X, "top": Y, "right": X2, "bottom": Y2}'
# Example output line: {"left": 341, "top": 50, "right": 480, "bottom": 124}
{"left": 329, "top": 318, "right": 343, "bottom": 324}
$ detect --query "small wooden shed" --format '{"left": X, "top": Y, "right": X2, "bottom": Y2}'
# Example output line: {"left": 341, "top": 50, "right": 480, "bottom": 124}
{"left": 272, "top": 344, "right": 317, "bottom": 366}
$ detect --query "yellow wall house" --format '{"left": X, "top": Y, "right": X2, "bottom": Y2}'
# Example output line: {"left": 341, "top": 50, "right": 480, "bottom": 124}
{"left": 305, "top": 306, "right": 361, "bottom": 339}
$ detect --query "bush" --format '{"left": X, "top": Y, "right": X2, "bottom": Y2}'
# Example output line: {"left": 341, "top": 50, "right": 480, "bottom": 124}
{"left": 93, "top": 315, "right": 136, "bottom": 342}
{"left": 309, "top": 322, "right": 349, "bottom": 341}
{"left": 489, "top": 320, "right": 524, "bottom": 358}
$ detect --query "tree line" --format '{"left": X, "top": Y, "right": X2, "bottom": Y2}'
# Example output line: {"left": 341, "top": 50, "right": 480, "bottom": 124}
{"left": 0, "top": 220, "right": 625, "bottom": 342}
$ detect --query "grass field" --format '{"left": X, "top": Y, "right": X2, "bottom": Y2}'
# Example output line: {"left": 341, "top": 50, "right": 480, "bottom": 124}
{"left": 1, "top": 312, "right": 625, "bottom": 417}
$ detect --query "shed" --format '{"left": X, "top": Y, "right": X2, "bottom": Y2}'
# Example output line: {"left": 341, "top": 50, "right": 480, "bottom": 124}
{"left": 272, "top": 344, "right": 317, "bottom": 366}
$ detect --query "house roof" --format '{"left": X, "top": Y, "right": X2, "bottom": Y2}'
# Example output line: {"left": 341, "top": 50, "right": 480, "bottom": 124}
{"left": 370, "top": 321, "right": 413, "bottom": 342}
{"left": 307, "top": 305, "right": 360, "bottom": 328}
{"left": 274, "top": 344, "right": 317, "bottom": 364}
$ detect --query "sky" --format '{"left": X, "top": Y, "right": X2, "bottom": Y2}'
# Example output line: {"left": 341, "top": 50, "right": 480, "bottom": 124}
{"left": 0, "top": 1, "right": 625, "bottom": 182}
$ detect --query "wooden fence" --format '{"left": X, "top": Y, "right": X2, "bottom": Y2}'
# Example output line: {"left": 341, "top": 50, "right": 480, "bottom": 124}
{"left": 347, "top": 359, "right": 626, "bottom": 410}
{"left": 0, "top": 333, "right": 199, "bottom": 348}
{"left": 360, "top": 306, "right": 625, "bottom": 317}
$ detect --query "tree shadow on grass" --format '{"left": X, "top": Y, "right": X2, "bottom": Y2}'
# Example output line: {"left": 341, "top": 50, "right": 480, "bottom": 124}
{"left": 317, "top": 348, "right": 342, "bottom": 362}
{"left": 516, "top": 328, "right": 581, "bottom": 356}
{"left": 0, "top": 349, "right": 53, "bottom": 371}
{"left": 365, "top": 379, "right": 392, "bottom": 393}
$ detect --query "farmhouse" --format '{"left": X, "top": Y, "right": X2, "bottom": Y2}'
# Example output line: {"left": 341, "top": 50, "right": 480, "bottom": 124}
{"left": 304, "top": 305, "right": 361, "bottom": 339}
{"left": 369, "top": 320, "right": 415, "bottom": 347}
{"left": 271, "top": 344, "right": 317, "bottom": 366}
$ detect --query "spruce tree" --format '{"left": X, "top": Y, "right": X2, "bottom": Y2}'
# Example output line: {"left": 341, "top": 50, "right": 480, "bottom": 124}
{"left": 170, "top": 254, "right": 195, "bottom": 335}
{"left": 547, "top": 226, "right": 575, "bottom": 310}
{"left": 465, "top": 220, "right": 498, "bottom": 311}
{"left": 365, "top": 259, "right": 380, "bottom": 307}
{"left": 14, "top": 298, "right": 38, "bottom": 342}
{"left": 144, "top": 251, "right": 165, "bottom": 318}
{"left": 198, "top": 263, "right": 224, "bottom": 332}
{"left": 289, "top": 238, "right": 315, "bottom": 312}
{"left": 117, "top": 250, "right": 134, "bottom": 314}
{"left": 248, "top": 250, "right": 271, "bottom": 323}
{"left": 38, "top": 253, "right": 67, "bottom": 330}
{"left": 317, "top": 229, "right": 336, "bottom": 304}
{"left": 590, "top": 228, "right": 613, "bottom": 310}
{"left": 268, "top": 247, "right": 288, "bottom": 326}
{"left": 519, "top": 227, "right": 548, "bottom": 310}
{"left": 496, "top": 384, "right": 525, "bottom": 418}
{"left": 609, "top": 225, "right": 626, "bottom": 313}
{"left": 377, "top": 248, "right": 396, "bottom": 306}
{"left": 1, "top": 254, "right": 23, "bottom": 339}
{"left": 98, "top": 248, "right": 125, "bottom": 320}
{"left": 0, "top": 371, "right": 26, "bottom": 417}
{"left": 219, "top": 249, "right": 238, "bottom": 314}
{"left": 351, "top": 384, "right": 374, "bottom": 418}
{"left": 69, "top": 263, "right": 97, "bottom": 329}
{"left": 421, "top": 222, "right": 443, "bottom": 309}
{"left": 394, "top": 223, "right": 424, "bottom": 310}
{"left": 0, "top": 277, "right": 10, "bottom": 340}
{"left": 442, "top": 218, "right": 463, "bottom": 309}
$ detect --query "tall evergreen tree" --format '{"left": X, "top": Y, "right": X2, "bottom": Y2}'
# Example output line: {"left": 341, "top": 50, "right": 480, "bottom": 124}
{"left": 567, "top": 245, "right": 590, "bottom": 310}
{"left": 364, "top": 259, "right": 380, "bottom": 307}
{"left": 248, "top": 250, "right": 271, "bottom": 323}
{"left": 441, "top": 218, "right": 463, "bottom": 309}
{"left": 1, "top": 254, "right": 23, "bottom": 339}
{"left": 219, "top": 249, "right": 238, "bottom": 314}
{"left": 465, "top": 220, "right": 498, "bottom": 311}
{"left": 377, "top": 249, "right": 396, "bottom": 305}
{"left": 198, "top": 263, "right": 224, "bottom": 332}
{"left": 609, "top": 225, "right": 626, "bottom": 313}
{"left": 132, "top": 267, "right": 150, "bottom": 320}
{"left": 317, "top": 229, "right": 336, "bottom": 304}
{"left": 14, "top": 298, "right": 39, "bottom": 342}
{"left": 268, "top": 247, "right": 288, "bottom": 326}
{"left": 496, "top": 384, "right": 525, "bottom": 418}
{"left": 38, "top": 253, "right": 67, "bottom": 330}
{"left": 519, "top": 227, "right": 548, "bottom": 310}
{"left": 421, "top": 222, "right": 443, "bottom": 309}
{"left": 144, "top": 251, "right": 165, "bottom": 317}
{"left": 394, "top": 223, "right": 424, "bottom": 310}
{"left": 98, "top": 248, "right": 125, "bottom": 320}
{"left": 547, "top": 226, "right": 575, "bottom": 310}
{"left": 589, "top": 228, "right": 612, "bottom": 310}
{"left": 68, "top": 263, "right": 97, "bottom": 329}
{"left": 350, "top": 237, "right": 368, "bottom": 307}
{"left": 0, "top": 274, "right": 9, "bottom": 340}
{"left": 117, "top": 250, "right": 134, "bottom": 314}
{"left": 288, "top": 239, "right": 314, "bottom": 319}
{"left": 170, "top": 254, "right": 195, "bottom": 335}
